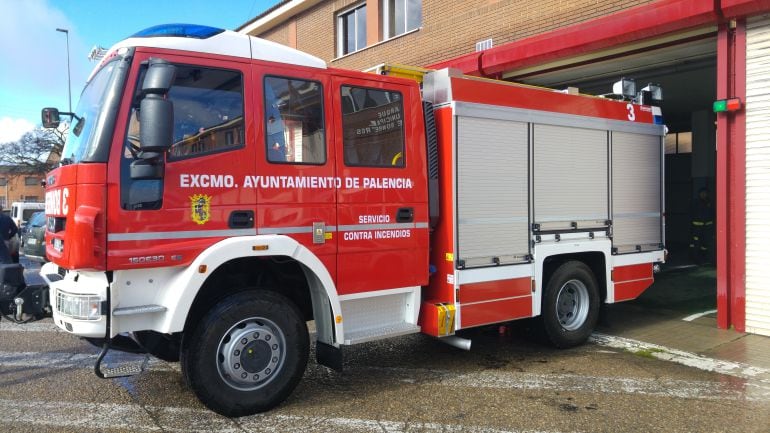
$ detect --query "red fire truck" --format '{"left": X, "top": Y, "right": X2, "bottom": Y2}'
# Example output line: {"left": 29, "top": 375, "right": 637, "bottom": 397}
{"left": 33, "top": 24, "right": 664, "bottom": 416}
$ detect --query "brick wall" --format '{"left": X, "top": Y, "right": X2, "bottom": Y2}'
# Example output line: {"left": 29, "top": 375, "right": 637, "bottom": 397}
{"left": 252, "top": 0, "right": 656, "bottom": 71}
{"left": 0, "top": 171, "right": 45, "bottom": 208}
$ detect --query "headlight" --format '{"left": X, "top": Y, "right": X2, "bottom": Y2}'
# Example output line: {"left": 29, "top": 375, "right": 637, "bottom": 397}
{"left": 55, "top": 290, "right": 103, "bottom": 320}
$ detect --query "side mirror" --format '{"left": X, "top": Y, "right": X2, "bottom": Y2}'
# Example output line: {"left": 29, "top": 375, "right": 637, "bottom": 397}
{"left": 41, "top": 108, "right": 61, "bottom": 129}
{"left": 139, "top": 96, "right": 174, "bottom": 152}
{"left": 137, "top": 58, "right": 176, "bottom": 153}
{"left": 142, "top": 58, "right": 176, "bottom": 96}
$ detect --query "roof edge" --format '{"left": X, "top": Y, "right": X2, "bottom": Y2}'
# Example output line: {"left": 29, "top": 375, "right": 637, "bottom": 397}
{"left": 237, "top": 0, "right": 323, "bottom": 35}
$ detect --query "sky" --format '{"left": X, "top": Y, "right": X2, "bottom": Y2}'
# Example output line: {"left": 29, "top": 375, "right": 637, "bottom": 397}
{"left": 0, "top": 0, "right": 280, "bottom": 143}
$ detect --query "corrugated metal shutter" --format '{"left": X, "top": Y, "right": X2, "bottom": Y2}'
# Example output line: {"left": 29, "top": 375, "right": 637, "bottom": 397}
{"left": 456, "top": 116, "right": 529, "bottom": 267}
{"left": 611, "top": 131, "right": 662, "bottom": 253}
{"left": 533, "top": 124, "right": 608, "bottom": 230}
{"left": 745, "top": 17, "right": 770, "bottom": 336}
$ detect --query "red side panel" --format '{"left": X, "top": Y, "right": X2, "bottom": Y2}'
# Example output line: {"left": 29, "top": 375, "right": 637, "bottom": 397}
{"left": 459, "top": 277, "right": 532, "bottom": 328}
{"left": 460, "top": 297, "right": 532, "bottom": 329}
{"left": 458, "top": 278, "right": 531, "bottom": 304}
{"left": 613, "top": 263, "right": 654, "bottom": 302}
{"left": 448, "top": 77, "right": 654, "bottom": 124}
{"left": 424, "top": 106, "right": 457, "bottom": 305}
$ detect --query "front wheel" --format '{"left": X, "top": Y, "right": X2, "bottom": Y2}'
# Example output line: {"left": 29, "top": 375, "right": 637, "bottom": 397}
{"left": 538, "top": 261, "right": 599, "bottom": 348}
{"left": 181, "top": 290, "right": 309, "bottom": 416}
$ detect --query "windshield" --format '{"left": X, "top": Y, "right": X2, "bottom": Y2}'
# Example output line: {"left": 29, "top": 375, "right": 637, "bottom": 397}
{"left": 28, "top": 212, "right": 46, "bottom": 227}
{"left": 60, "top": 52, "right": 132, "bottom": 164}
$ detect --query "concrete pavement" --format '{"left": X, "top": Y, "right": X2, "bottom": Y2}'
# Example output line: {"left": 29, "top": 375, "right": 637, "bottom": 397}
{"left": 1, "top": 260, "right": 768, "bottom": 432}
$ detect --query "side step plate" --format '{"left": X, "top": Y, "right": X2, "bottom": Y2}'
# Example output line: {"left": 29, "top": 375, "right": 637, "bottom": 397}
{"left": 94, "top": 339, "right": 150, "bottom": 379}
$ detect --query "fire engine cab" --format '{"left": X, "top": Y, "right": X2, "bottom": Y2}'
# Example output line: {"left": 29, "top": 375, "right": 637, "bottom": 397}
{"left": 35, "top": 24, "right": 664, "bottom": 416}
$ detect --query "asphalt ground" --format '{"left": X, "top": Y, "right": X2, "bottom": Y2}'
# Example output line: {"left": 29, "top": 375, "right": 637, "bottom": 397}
{"left": 2, "top": 260, "right": 768, "bottom": 432}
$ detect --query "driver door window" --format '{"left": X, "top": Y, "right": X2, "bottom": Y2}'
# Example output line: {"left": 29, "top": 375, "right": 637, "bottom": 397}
{"left": 121, "top": 65, "right": 244, "bottom": 210}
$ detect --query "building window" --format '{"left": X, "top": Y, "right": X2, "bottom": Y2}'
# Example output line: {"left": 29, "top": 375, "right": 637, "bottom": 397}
{"left": 0, "top": 178, "right": 6, "bottom": 187}
{"left": 341, "top": 85, "right": 404, "bottom": 168}
{"left": 665, "top": 131, "right": 692, "bottom": 154}
{"left": 25, "top": 177, "right": 40, "bottom": 186}
{"left": 264, "top": 76, "right": 326, "bottom": 164}
{"left": 338, "top": 3, "right": 366, "bottom": 56}
{"left": 384, "top": 0, "right": 421, "bottom": 39}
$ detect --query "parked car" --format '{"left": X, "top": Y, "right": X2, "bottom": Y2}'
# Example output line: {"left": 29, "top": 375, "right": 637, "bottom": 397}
{"left": 10, "top": 202, "right": 45, "bottom": 229}
{"left": 21, "top": 211, "right": 47, "bottom": 262}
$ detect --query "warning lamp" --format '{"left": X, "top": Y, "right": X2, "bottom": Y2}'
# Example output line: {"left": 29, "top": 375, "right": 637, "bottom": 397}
{"left": 713, "top": 98, "right": 742, "bottom": 113}
{"left": 641, "top": 83, "right": 663, "bottom": 102}
{"left": 612, "top": 78, "right": 636, "bottom": 99}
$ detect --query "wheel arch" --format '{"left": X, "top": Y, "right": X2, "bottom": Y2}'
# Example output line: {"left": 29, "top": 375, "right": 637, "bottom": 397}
{"left": 533, "top": 241, "right": 611, "bottom": 317}
{"left": 163, "top": 235, "right": 343, "bottom": 346}
{"left": 542, "top": 252, "right": 607, "bottom": 303}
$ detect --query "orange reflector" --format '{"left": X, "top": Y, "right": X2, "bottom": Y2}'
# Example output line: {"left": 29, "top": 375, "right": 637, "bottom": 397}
{"left": 335, "top": 315, "right": 343, "bottom": 324}
{"left": 198, "top": 265, "right": 207, "bottom": 273}
{"left": 252, "top": 245, "right": 269, "bottom": 251}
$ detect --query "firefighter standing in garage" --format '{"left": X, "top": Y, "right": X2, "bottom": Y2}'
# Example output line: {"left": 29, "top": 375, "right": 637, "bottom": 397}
{"left": 690, "top": 187, "right": 714, "bottom": 265}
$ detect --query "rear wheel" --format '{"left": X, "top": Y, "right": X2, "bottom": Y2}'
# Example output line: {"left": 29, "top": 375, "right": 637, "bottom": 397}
{"left": 538, "top": 261, "right": 599, "bottom": 348}
{"left": 181, "top": 290, "right": 309, "bottom": 417}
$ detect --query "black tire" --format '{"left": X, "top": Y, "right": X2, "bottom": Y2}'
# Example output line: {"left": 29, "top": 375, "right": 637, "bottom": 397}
{"left": 134, "top": 330, "right": 181, "bottom": 362}
{"left": 180, "top": 290, "right": 309, "bottom": 417}
{"left": 537, "top": 261, "right": 599, "bottom": 349}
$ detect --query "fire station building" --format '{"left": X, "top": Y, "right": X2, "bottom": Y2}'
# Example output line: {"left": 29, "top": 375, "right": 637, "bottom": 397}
{"left": 239, "top": 0, "right": 770, "bottom": 336}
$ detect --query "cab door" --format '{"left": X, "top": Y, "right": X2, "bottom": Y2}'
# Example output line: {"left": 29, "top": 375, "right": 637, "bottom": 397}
{"left": 331, "top": 76, "right": 429, "bottom": 295}
{"left": 253, "top": 66, "right": 337, "bottom": 277}
{"left": 108, "top": 52, "right": 256, "bottom": 270}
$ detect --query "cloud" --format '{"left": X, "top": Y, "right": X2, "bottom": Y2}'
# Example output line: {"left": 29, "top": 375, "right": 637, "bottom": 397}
{"left": 0, "top": 0, "right": 91, "bottom": 115}
{"left": 0, "top": 117, "right": 36, "bottom": 143}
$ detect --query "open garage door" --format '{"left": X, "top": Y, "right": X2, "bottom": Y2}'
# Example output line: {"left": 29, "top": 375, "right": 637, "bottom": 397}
{"left": 502, "top": 33, "right": 719, "bottom": 321}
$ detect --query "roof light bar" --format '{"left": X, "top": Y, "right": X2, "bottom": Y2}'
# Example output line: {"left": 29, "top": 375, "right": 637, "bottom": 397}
{"left": 131, "top": 24, "right": 225, "bottom": 39}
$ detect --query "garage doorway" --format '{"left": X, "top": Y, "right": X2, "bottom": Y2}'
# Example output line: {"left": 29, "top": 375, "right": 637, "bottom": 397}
{"left": 505, "top": 34, "right": 719, "bottom": 319}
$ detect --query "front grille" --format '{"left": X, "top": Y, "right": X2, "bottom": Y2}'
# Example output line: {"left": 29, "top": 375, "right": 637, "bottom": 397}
{"left": 47, "top": 216, "right": 66, "bottom": 233}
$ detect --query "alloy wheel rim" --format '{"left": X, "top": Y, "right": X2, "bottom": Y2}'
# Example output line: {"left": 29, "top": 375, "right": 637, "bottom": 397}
{"left": 217, "top": 317, "right": 286, "bottom": 391}
{"left": 555, "top": 279, "right": 590, "bottom": 331}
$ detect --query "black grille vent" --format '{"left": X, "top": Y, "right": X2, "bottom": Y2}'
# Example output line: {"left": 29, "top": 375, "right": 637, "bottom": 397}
{"left": 423, "top": 101, "right": 439, "bottom": 180}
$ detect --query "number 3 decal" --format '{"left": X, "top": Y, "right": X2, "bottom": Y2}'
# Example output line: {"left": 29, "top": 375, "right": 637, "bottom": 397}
{"left": 626, "top": 103, "right": 636, "bottom": 121}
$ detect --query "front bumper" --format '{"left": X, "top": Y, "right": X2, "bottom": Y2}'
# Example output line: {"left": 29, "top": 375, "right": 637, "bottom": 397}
{"left": 41, "top": 262, "right": 107, "bottom": 338}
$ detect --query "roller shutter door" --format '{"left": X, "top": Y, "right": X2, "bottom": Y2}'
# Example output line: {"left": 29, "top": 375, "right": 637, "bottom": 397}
{"left": 533, "top": 124, "right": 608, "bottom": 230}
{"left": 745, "top": 17, "right": 770, "bottom": 336}
{"left": 456, "top": 116, "right": 529, "bottom": 267}
{"left": 611, "top": 131, "right": 663, "bottom": 253}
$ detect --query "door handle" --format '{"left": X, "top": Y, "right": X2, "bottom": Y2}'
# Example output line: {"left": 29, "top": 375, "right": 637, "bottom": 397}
{"left": 228, "top": 210, "right": 254, "bottom": 228}
{"left": 396, "top": 207, "right": 414, "bottom": 223}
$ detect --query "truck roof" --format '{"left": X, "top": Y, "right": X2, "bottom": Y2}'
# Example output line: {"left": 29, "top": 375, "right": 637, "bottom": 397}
{"left": 93, "top": 24, "right": 326, "bottom": 80}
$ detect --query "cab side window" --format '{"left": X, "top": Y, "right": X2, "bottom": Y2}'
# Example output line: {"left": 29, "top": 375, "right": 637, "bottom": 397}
{"left": 121, "top": 65, "right": 244, "bottom": 210}
{"left": 167, "top": 67, "right": 245, "bottom": 160}
{"left": 264, "top": 76, "right": 325, "bottom": 164}
{"left": 341, "top": 86, "right": 405, "bottom": 167}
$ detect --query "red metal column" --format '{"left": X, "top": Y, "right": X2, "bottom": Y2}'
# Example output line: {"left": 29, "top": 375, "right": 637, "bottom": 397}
{"left": 715, "top": 20, "right": 747, "bottom": 331}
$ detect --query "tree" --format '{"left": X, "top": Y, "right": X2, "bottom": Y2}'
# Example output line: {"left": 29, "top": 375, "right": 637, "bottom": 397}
{"left": 0, "top": 124, "right": 67, "bottom": 173}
